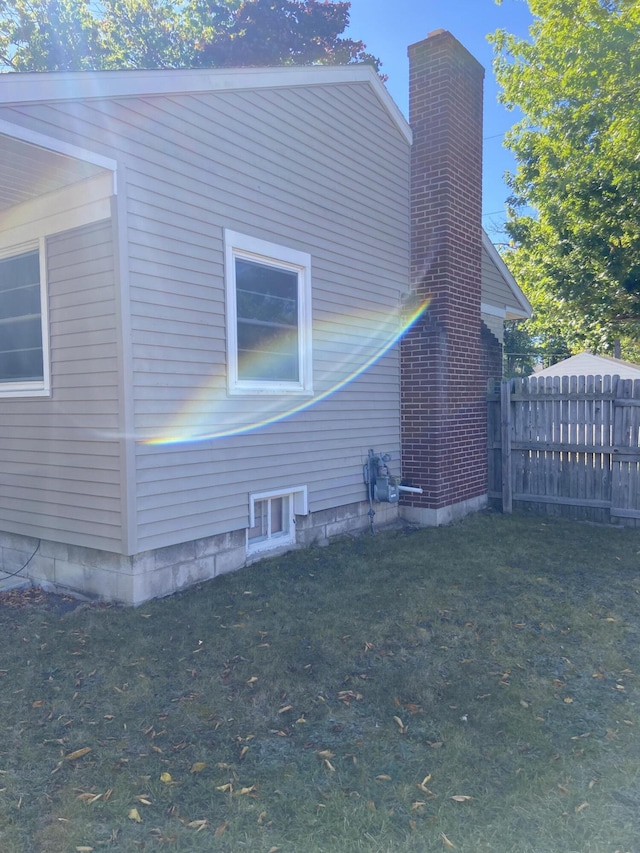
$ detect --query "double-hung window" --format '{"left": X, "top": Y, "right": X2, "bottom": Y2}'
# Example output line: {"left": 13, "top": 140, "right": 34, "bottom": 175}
{"left": 0, "top": 241, "right": 49, "bottom": 397}
{"left": 225, "top": 230, "right": 312, "bottom": 394}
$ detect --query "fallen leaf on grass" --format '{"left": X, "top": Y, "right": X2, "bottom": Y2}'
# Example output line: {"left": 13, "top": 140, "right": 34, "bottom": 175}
{"left": 76, "top": 792, "right": 103, "bottom": 804}
{"left": 214, "top": 821, "right": 228, "bottom": 836}
{"left": 450, "top": 795, "right": 473, "bottom": 802}
{"left": 575, "top": 802, "right": 589, "bottom": 813}
{"left": 128, "top": 808, "right": 142, "bottom": 823}
{"left": 188, "top": 819, "right": 208, "bottom": 832}
{"left": 65, "top": 747, "right": 91, "bottom": 762}
{"left": 376, "top": 775, "right": 392, "bottom": 781}
{"left": 267, "top": 847, "right": 281, "bottom": 853}
{"left": 428, "top": 741, "right": 444, "bottom": 749}
{"left": 441, "top": 832, "right": 456, "bottom": 849}
{"left": 75, "top": 847, "right": 94, "bottom": 852}
{"left": 393, "top": 716, "right": 408, "bottom": 734}
{"left": 160, "top": 772, "right": 173, "bottom": 784}
{"left": 316, "top": 750, "right": 335, "bottom": 759}
{"left": 190, "top": 762, "right": 207, "bottom": 774}
{"left": 134, "top": 795, "right": 152, "bottom": 805}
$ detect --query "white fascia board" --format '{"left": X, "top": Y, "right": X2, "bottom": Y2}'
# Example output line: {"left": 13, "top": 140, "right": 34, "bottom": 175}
{"left": 0, "top": 64, "right": 412, "bottom": 145}
{"left": 481, "top": 302, "right": 506, "bottom": 319}
{"left": 0, "top": 117, "right": 117, "bottom": 173}
{"left": 482, "top": 230, "right": 532, "bottom": 318}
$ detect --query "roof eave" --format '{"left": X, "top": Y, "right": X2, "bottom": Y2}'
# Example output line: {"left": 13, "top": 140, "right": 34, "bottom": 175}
{"left": 0, "top": 63, "right": 412, "bottom": 145}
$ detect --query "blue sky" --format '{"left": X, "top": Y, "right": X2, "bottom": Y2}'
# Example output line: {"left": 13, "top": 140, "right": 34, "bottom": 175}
{"left": 345, "top": 0, "right": 534, "bottom": 243}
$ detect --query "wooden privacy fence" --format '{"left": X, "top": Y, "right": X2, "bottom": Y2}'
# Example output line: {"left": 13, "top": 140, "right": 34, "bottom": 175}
{"left": 487, "top": 375, "right": 640, "bottom": 526}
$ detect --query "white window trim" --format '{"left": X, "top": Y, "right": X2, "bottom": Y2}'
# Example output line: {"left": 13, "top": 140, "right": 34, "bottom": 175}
{"left": 0, "top": 237, "right": 50, "bottom": 398}
{"left": 246, "top": 486, "right": 308, "bottom": 556}
{"left": 224, "top": 229, "right": 313, "bottom": 395}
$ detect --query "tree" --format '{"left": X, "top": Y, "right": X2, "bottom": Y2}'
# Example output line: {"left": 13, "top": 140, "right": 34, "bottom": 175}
{"left": 491, "top": 0, "right": 640, "bottom": 356}
{"left": 0, "top": 0, "right": 105, "bottom": 70}
{"left": 0, "top": 0, "right": 379, "bottom": 73}
{"left": 197, "top": 0, "right": 380, "bottom": 70}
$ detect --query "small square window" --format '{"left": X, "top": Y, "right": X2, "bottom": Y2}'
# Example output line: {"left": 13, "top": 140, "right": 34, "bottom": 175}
{"left": 225, "top": 230, "right": 312, "bottom": 394}
{"left": 248, "top": 495, "right": 293, "bottom": 554}
{"left": 0, "top": 241, "right": 50, "bottom": 397}
{"left": 246, "top": 486, "right": 308, "bottom": 556}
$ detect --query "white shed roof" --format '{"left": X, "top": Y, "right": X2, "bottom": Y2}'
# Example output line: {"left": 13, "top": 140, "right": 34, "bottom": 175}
{"left": 535, "top": 352, "right": 640, "bottom": 380}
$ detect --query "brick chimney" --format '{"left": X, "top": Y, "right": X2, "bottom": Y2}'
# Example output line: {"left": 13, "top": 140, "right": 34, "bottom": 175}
{"left": 400, "top": 30, "right": 488, "bottom": 525}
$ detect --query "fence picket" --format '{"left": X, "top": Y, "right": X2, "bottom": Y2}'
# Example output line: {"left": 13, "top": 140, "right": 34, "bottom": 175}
{"left": 488, "top": 373, "right": 640, "bottom": 526}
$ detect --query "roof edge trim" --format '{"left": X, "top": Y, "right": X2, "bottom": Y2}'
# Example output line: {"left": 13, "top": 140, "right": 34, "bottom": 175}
{"left": 0, "top": 117, "right": 117, "bottom": 171}
{"left": 482, "top": 230, "right": 532, "bottom": 319}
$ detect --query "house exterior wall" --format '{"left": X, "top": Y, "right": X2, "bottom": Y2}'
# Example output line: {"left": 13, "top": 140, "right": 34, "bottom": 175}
{"left": 0, "top": 218, "right": 124, "bottom": 552}
{"left": 0, "top": 80, "right": 410, "bottom": 568}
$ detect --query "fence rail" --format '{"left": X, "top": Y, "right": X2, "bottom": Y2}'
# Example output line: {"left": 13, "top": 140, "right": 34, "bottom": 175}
{"left": 487, "top": 375, "right": 640, "bottom": 526}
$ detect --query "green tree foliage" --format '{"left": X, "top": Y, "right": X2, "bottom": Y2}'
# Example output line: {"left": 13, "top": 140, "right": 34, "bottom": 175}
{"left": 0, "top": 0, "right": 105, "bottom": 70}
{"left": 197, "top": 0, "right": 380, "bottom": 69}
{"left": 491, "top": 0, "right": 640, "bottom": 355}
{"left": 0, "top": 0, "right": 378, "bottom": 72}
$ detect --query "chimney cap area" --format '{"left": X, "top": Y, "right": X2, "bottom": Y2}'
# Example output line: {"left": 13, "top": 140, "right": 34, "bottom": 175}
{"left": 427, "top": 28, "right": 448, "bottom": 38}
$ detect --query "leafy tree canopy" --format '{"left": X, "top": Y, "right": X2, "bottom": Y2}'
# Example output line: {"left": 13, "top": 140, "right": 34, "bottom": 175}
{"left": 0, "top": 0, "right": 380, "bottom": 72}
{"left": 491, "top": 0, "right": 640, "bottom": 355}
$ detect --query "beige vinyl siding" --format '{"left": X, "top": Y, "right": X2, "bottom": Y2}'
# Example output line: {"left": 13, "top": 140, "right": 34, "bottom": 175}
{"left": 481, "top": 244, "right": 519, "bottom": 344}
{"left": 3, "top": 80, "right": 409, "bottom": 552}
{"left": 0, "top": 220, "right": 123, "bottom": 550}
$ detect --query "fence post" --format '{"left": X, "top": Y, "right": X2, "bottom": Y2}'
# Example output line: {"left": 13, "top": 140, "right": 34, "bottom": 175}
{"left": 501, "top": 379, "right": 513, "bottom": 514}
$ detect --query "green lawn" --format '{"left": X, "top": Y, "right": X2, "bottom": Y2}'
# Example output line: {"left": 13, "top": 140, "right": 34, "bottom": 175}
{"left": 1, "top": 512, "right": 640, "bottom": 852}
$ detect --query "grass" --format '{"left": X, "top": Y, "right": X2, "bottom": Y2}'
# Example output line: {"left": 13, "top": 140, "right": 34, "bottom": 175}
{"left": 1, "top": 511, "right": 640, "bottom": 852}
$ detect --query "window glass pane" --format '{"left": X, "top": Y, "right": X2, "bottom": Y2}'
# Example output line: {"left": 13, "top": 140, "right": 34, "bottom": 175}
{"left": 236, "top": 258, "right": 299, "bottom": 382}
{"left": 248, "top": 499, "right": 268, "bottom": 543}
{"left": 0, "top": 251, "right": 43, "bottom": 383}
{"left": 270, "top": 496, "right": 289, "bottom": 536}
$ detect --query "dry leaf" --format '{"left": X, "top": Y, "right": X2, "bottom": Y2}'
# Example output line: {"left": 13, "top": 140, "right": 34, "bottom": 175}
{"left": 267, "top": 847, "right": 281, "bottom": 853}
{"left": 323, "top": 759, "right": 336, "bottom": 772}
{"left": 65, "top": 747, "right": 91, "bottom": 762}
{"left": 160, "top": 772, "right": 172, "bottom": 784}
{"left": 76, "top": 792, "right": 102, "bottom": 804}
{"left": 134, "top": 796, "right": 152, "bottom": 805}
{"left": 128, "top": 808, "right": 142, "bottom": 823}
{"left": 575, "top": 802, "right": 589, "bottom": 813}
{"left": 441, "top": 832, "right": 456, "bottom": 849}
{"left": 316, "top": 750, "right": 335, "bottom": 759}
{"left": 214, "top": 821, "right": 228, "bottom": 836}
{"left": 563, "top": 697, "right": 574, "bottom": 704}
{"left": 278, "top": 705, "right": 293, "bottom": 714}
{"left": 376, "top": 774, "right": 392, "bottom": 781}
{"left": 237, "top": 785, "right": 257, "bottom": 795}
{"left": 75, "top": 848, "right": 94, "bottom": 852}
{"left": 450, "top": 795, "right": 473, "bottom": 802}
{"left": 428, "top": 741, "right": 444, "bottom": 749}
{"left": 216, "top": 783, "right": 233, "bottom": 793}
{"left": 190, "top": 762, "right": 207, "bottom": 774}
